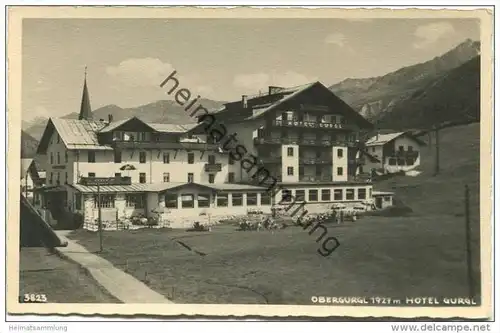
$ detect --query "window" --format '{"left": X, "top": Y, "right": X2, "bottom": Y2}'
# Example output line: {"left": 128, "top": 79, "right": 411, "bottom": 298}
{"left": 165, "top": 193, "right": 178, "bottom": 208}
{"left": 337, "top": 149, "right": 343, "bottom": 158}
{"left": 139, "top": 173, "right": 146, "bottom": 183}
{"left": 346, "top": 189, "right": 355, "bottom": 200}
{"left": 56, "top": 173, "right": 60, "bottom": 185}
{"left": 188, "top": 153, "right": 195, "bottom": 164}
{"left": 208, "top": 155, "right": 216, "bottom": 164}
{"left": 93, "top": 194, "right": 115, "bottom": 208}
{"left": 408, "top": 146, "right": 414, "bottom": 152}
{"left": 88, "top": 151, "right": 96, "bottom": 163}
{"left": 389, "top": 158, "right": 397, "bottom": 166}
{"left": 113, "top": 131, "right": 123, "bottom": 141}
{"left": 228, "top": 172, "right": 235, "bottom": 183}
{"left": 163, "top": 153, "right": 170, "bottom": 164}
{"left": 56, "top": 134, "right": 60, "bottom": 143}
{"left": 232, "top": 193, "right": 243, "bottom": 206}
{"left": 281, "top": 189, "right": 292, "bottom": 203}
{"left": 321, "top": 189, "right": 331, "bottom": 201}
{"left": 187, "top": 173, "right": 194, "bottom": 183}
{"left": 49, "top": 172, "right": 53, "bottom": 185}
{"left": 229, "top": 154, "right": 235, "bottom": 165}
{"left": 246, "top": 193, "right": 258, "bottom": 206}
{"left": 308, "top": 189, "right": 318, "bottom": 202}
{"left": 287, "top": 147, "right": 294, "bottom": 156}
{"left": 337, "top": 167, "right": 343, "bottom": 176}
{"left": 65, "top": 172, "right": 68, "bottom": 184}
{"left": 50, "top": 153, "right": 54, "bottom": 164}
{"left": 397, "top": 158, "right": 405, "bottom": 166}
{"left": 75, "top": 193, "right": 82, "bottom": 210}
{"left": 334, "top": 189, "right": 343, "bottom": 201}
{"left": 208, "top": 174, "right": 215, "bottom": 184}
{"left": 260, "top": 192, "right": 271, "bottom": 205}
{"left": 126, "top": 194, "right": 145, "bottom": 208}
{"left": 358, "top": 188, "right": 367, "bottom": 200}
{"left": 198, "top": 193, "right": 210, "bottom": 208}
{"left": 139, "top": 152, "right": 146, "bottom": 163}
{"left": 295, "top": 190, "right": 305, "bottom": 201}
{"left": 163, "top": 172, "right": 170, "bottom": 182}
{"left": 181, "top": 194, "right": 195, "bottom": 208}
{"left": 287, "top": 167, "right": 294, "bottom": 176}
{"left": 114, "top": 150, "right": 121, "bottom": 163}
{"left": 384, "top": 196, "right": 391, "bottom": 202}
{"left": 64, "top": 151, "right": 68, "bottom": 163}
{"left": 140, "top": 132, "right": 147, "bottom": 141}
{"left": 406, "top": 158, "right": 415, "bottom": 165}
{"left": 56, "top": 152, "right": 60, "bottom": 164}
{"left": 217, "top": 193, "right": 228, "bottom": 207}
{"left": 398, "top": 145, "right": 404, "bottom": 151}
{"left": 88, "top": 172, "right": 95, "bottom": 177}
{"left": 369, "top": 188, "right": 372, "bottom": 198}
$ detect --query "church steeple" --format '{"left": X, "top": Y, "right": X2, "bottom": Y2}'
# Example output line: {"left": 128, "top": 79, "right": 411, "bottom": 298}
{"left": 78, "top": 66, "right": 93, "bottom": 120}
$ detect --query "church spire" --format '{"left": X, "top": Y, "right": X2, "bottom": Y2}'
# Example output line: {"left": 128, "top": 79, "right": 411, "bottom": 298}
{"left": 78, "top": 66, "right": 93, "bottom": 120}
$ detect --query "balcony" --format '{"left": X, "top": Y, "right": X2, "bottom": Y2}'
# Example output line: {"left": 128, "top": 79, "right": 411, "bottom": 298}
{"left": 254, "top": 136, "right": 357, "bottom": 148}
{"left": 112, "top": 140, "right": 221, "bottom": 151}
{"left": 204, "top": 163, "right": 222, "bottom": 172}
{"left": 299, "top": 157, "right": 332, "bottom": 165}
{"left": 272, "top": 119, "right": 354, "bottom": 130}
{"left": 392, "top": 150, "right": 420, "bottom": 159}
{"left": 298, "top": 175, "right": 333, "bottom": 182}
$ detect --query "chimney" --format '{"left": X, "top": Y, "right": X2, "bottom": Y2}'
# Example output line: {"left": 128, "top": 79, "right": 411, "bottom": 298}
{"left": 108, "top": 114, "right": 113, "bottom": 123}
{"left": 242, "top": 95, "right": 248, "bottom": 109}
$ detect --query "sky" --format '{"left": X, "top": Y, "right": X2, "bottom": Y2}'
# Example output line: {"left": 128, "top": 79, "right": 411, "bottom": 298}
{"left": 21, "top": 18, "right": 480, "bottom": 121}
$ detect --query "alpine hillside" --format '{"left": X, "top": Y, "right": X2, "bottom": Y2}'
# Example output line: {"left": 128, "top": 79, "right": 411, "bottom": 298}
{"left": 329, "top": 39, "right": 480, "bottom": 127}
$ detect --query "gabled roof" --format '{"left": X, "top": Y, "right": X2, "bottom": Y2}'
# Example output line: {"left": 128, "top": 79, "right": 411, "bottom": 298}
{"left": 197, "top": 81, "right": 373, "bottom": 129}
{"left": 365, "top": 131, "right": 427, "bottom": 147}
{"left": 37, "top": 118, "right": 112, "bottom": 154}
{"left": 98, "top": 116, "right": 198, "bottom": 134}
{"left": 148, "top": 122, "right": 199, "bottom": 133}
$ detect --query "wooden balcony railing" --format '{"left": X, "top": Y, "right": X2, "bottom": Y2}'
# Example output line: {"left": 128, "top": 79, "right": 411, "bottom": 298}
{"left": 254, "top": 137, "right": 358, "bottom": 148}
{"left": 204, "top": 163, "right": 222, "bottom": 172}
{"left": 112, "top": 141, "right": 221, "bottom": 151}
{"left": 299, "top": 157, "right": 332, "bottom": 165}
{"left": 298, "top": 175, "right": 333, "bottom": 182}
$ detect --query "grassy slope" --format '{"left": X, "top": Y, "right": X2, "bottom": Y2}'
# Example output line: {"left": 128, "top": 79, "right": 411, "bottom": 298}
{"left": 68, "top": 124, "right": 482, "bottom": 305}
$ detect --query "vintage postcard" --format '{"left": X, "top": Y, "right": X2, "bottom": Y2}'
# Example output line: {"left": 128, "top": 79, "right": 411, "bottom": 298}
{"left": 6, "top": 6, "right": 494, "bottom": 319}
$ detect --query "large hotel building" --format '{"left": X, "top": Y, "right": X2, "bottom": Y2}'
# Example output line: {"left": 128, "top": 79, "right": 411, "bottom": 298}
{"left": 33, "top": 76, "right": 383, "bottom": 229}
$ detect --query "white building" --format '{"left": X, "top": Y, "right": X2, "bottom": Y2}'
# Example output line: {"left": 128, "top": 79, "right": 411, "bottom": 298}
{"left": 34, "top": 76, "right": 386, "bottom": 230}
{"left": 363, "top": 132, "right": 427, "bottom": 175}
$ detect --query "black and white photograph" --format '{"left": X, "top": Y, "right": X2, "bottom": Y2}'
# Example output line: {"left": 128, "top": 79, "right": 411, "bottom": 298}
{"left": 6, "top": 6, "right": 494, "bottom": 320}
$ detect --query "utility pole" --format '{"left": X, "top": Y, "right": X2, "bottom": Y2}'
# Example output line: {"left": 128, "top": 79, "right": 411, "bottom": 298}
{"left": 464, "top": 185, "right": 474, "bottom": 299}
{"left": 434, "top": 125, "right": 440, "bottom": 176}
{"left": 97, "top": 183, "right": 103, "bottom": 252}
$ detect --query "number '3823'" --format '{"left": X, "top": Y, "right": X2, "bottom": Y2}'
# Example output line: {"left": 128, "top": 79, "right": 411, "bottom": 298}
{"left": 22, "top": 294, "right": 47, "bottom": 303}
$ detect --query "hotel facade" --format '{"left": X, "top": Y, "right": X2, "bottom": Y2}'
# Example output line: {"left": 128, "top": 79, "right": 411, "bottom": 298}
{"left": 34, "top": 78, "right": 382, "bottom": 230}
